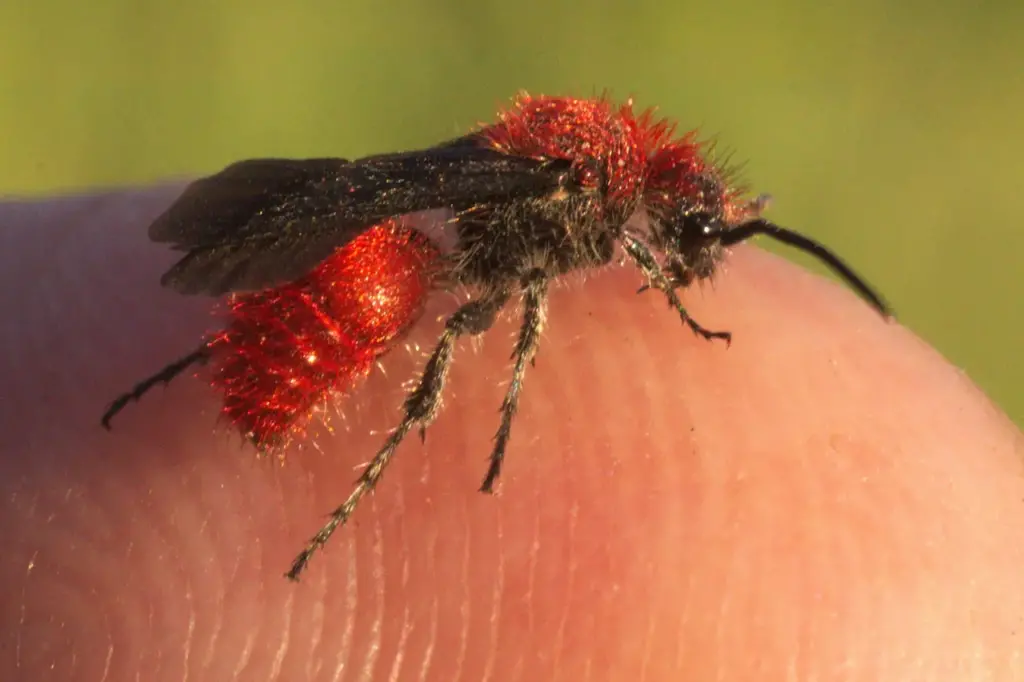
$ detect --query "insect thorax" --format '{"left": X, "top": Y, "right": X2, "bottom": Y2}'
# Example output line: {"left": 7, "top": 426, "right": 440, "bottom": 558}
{"left": 449, "top": 192, "right": 633, "bottom": 287}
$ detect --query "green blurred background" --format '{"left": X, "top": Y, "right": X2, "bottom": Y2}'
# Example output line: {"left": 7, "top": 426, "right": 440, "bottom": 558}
{"left": 1, "top": 1, "right": 1021, "bottom": 425}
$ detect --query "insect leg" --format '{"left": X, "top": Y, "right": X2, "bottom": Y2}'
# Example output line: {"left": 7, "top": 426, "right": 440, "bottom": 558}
{"left": 286, "top": 289, "right": 511, "bottom": 581}
{"left": 101, "top": 345, "right": 210, "bottom": 429}
{"left": 480, "top": 270, "right": 549, "bottom": 493}
{"left": 621, "top": 236, "right": 732, "bottom": 344}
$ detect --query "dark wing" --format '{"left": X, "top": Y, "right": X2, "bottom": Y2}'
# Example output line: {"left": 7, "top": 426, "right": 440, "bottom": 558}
{"left": 150, "top": 135, "right": 574, "bottom": 295}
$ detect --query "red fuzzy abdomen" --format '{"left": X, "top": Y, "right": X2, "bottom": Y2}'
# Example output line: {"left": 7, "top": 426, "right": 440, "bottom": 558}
{"left": 205, "top": 220, "right": 439, "bottom": 452}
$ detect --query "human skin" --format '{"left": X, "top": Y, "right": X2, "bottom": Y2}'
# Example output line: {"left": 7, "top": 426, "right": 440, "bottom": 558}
{"left": 1, "top": 188, "right": 1022, "bottom": 682}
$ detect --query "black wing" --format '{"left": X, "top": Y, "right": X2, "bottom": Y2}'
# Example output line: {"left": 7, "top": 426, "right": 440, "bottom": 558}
{"left": 150, "top": 135, "right": 574, "bottom": 296}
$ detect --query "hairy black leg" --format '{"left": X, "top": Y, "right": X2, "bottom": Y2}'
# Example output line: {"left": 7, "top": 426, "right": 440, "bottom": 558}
{"left": 480, "top": 270, "right": 549, "bottom": 493}
{"left": 286, "top": 289, "right": 511, "bottom": 581}
{"left": 101, "top": 345, "right": 210, "bottom": 429}
{"left": 635, "top": 260, "right": 690, "bottom": 294}
{"left": 621, "top": 236, "right": 732, "bottom": 344}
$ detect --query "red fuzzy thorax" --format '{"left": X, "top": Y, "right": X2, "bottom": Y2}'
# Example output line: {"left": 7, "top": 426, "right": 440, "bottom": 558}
{"left": 482, "top": 95, "right": 645, "bottom": 202}
{"left": 481, "top": 93, "right": 723, "bottom": 210}
{"left": 205, "top": 220, "right": 439, "bottom": 452}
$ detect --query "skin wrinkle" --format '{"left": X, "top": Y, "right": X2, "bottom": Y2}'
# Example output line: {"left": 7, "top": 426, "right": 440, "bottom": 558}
{"left": 231, "top": 623, "right": 255, "bottom": 678}
{"left": 550, "top": 498, "right": 580, "bottom": 682}
{"left": 100, "top": 644, "right": 113, "bottom": 682}
{"left": 480, "top": 499, "right": 505, "bottom": 682}
{"left": 354, "top": 510, "right": 386, "bottom": 682}
{"left": 382, "top": 464, "right": 412, "bottom": 682}
{"left": 182, "top": 595, "right": 195, "bottom": 682}
{"left": 455, "top": 495, "right": 471, "bottom": 682}
{"left": 303, "top": 589, "right": 326, "bottom": 680}
{"left": 326, "top": 535, "right": 359, "bottom": 682}
{"left": 416, "top": 517, "right": 440, "bottom": 682}
{"left": 198, "top": 514, "right": 226, "bottom": 676}
{"left": 2, "top": 190, "right": 1024, "bottom": 681}
{"left": 524, "top": 471, "right": 541, "bottom": 648}
{"left": 268, "top": 590, "right": 293, "bottom": 681}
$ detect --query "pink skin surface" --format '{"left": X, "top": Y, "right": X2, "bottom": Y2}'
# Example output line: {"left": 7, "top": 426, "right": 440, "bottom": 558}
{"left": 1, "top": 187, "right": 1022, "bottom": 681}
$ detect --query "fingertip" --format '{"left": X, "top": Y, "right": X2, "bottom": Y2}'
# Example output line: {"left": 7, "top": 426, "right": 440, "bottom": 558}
{"left": 9, "top": 186, "right": 1021, "bottom": 679}
{"left": 364, "top": 245, "right": 1022, "bottom": 679}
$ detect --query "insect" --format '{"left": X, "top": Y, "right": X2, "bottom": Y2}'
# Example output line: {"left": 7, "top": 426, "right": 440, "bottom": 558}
{"left": 102, "top": 93, "right": 892, "bottom": 581}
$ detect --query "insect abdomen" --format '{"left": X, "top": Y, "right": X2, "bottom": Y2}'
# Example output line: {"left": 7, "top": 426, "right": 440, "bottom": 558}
{"left": 207, "top": 219, "right": 440, "bottom": 451}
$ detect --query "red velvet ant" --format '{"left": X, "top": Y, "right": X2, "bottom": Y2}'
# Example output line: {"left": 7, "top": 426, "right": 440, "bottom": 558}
{"left": 102, "top": 93, "right": 892, "bottom": 580}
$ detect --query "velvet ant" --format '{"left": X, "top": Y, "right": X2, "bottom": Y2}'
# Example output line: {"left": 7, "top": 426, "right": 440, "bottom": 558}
{"left": 102, "top": 93, "right": 892, "bottom": 580}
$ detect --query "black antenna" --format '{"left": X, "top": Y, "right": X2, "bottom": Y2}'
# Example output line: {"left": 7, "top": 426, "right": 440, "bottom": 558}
{"left": 714, "top": 219, "right": 892, "bottom": 318}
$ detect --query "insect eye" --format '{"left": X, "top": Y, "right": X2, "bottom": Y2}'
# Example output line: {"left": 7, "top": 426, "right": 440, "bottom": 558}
{"left": 663, "top": 209, "right": 720, "bottom": 247}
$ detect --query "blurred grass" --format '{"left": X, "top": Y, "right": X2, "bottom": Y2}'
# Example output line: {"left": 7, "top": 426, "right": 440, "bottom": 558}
{"left": 1, "top": 0, "right": 1021, "bottom": 425}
